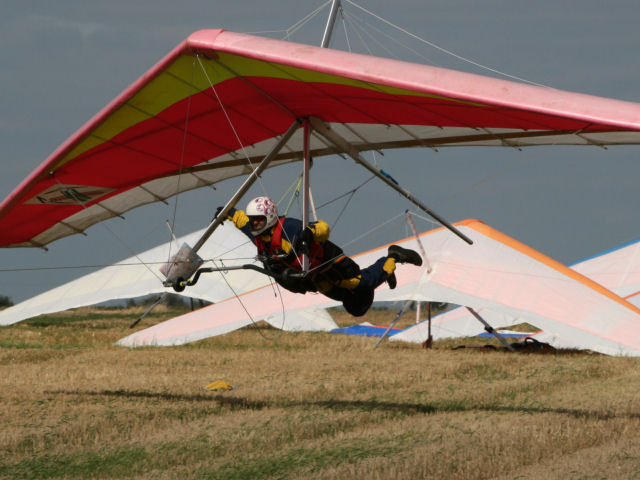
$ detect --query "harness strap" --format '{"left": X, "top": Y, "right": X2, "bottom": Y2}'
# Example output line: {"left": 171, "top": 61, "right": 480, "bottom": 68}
{"left": 255, "top": 217, "right": 325, "bottom": 272}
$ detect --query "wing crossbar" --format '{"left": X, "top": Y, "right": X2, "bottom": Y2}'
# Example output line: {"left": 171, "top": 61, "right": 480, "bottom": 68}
{"left": 309, "top": 117, "right": 473, "bottom": 245}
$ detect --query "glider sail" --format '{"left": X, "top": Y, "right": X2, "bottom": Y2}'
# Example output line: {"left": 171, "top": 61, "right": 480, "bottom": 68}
{"left": 572, "top": 238, "right": 640, "bottom": 306}
{"left": 3, "top": 30, "right": 640, "bottom": 248}
{"left": 394, "top": 236, "right": 640, "bottom": 346}
{"left": 116, "top": 286, "right": 340, "bottom": 347}
{"left": 0, "top": 221, "right": 337, "bottom": 333}
{"left": 0, "top": 223, "right": 259, "bottom": 326}
{"left": 119, "top": 219, "right": 640, "bottom": 356}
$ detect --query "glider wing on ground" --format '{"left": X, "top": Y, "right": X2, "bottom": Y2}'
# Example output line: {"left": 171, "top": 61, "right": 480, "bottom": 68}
{"left": 3, "top": 30, "right": 640, "bottom": 248}
{"left": 0, "top": 221, "right": 337, "bottom": 333}
{"left": 0, "top": 223, "right": 255, "bottom": 325}
{"left": 116, "top": 285, "right": 340, "bottom": 347}
{"left": 572, "top": 238, "right": 640, "bottom": 306}
{"left": 393, "top": 236, "right": 640, "bottom": 348}
{"left": 119, "top": 219, "right": 640, "bottom": 356}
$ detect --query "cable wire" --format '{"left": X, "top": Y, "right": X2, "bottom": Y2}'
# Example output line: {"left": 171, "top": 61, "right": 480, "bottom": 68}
{"left": 344, "top": 0, "right": 551, "bottom": 88}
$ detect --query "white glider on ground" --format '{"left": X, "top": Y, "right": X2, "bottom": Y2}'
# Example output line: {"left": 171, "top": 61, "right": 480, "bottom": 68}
{"left": 118, "top": 220, "right": 640, "bottom": 356}
{"left": 392, "top": 235, "right": 640, "bottom": 351}
{"left": 0, "top": 222, "right": 337, "bottom": 333}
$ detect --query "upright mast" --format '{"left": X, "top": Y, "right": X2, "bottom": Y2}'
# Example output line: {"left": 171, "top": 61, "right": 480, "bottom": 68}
{"left": 301, "top": 0, "right": 342, "bottom": 269}
{"left": 321, "top": 0, "right": 341, "bottom": 48}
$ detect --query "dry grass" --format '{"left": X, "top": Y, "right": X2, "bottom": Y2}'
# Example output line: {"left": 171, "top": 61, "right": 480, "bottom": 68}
{"left": 1, "top": 306, "right": 640, "bottom": 479}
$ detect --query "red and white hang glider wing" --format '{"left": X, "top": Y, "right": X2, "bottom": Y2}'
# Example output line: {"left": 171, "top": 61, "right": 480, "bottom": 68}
{"left": 118, "top": 219, "right": 640, "bottom": 356}
{"left": 3, "top": 29, "right": 640, "bottom": 248}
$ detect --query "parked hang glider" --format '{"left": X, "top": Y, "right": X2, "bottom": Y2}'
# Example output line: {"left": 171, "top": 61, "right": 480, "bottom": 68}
{"left": 2, "top": 29, "right": 640, "bottom": 250}
{"left": 572, "top": 237, "right": 640, "bottom": 306}
{"left": 392, "top": 235, "right": 640, "bottom": 348}
{"left": 118, "top": 219, "right": 640, "bottom": 356}
{"left": 0, "top": 222, "right": 336, "bottom": 332}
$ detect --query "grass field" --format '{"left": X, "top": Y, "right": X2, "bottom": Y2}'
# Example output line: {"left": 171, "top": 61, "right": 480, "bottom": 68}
{"left": 1, "top": 305, "right": 640, "bottom": 479}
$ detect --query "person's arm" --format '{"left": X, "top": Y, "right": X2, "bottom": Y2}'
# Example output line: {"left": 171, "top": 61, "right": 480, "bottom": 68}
{"left": 307, "top": 220, "right": 330, "bottom": 243}
{"left": 217, "top": 206, "right": 254, "bottom": 241}
{"left": 291, "top": 219, "right": 330, "bottom": 255}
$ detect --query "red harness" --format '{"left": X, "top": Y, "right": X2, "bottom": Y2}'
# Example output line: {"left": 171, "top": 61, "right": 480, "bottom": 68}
{"left": 255, "top": 218, "right": 325, "bottom": 272}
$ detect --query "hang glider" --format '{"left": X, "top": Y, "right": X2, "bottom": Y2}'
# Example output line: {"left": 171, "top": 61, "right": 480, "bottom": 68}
{"left": 572, "top": 237, "right": 640, "bottom": 306}
{"left": 0, "top": 221, "right": 336, "bottom": 332}
{"left": 117, "top": 281, "right": 341, "bottom": 347}
{"left": 0, "top": 223, "right": 255, "bottom": 325}
{"left": 393, "top": 236, "right": 640, "bottom": 347}
{"left": 3, "top": 29, "right": 640, "bottom": 249}
{"left": 118, "top": 219, "right": 640, "bottom": 356}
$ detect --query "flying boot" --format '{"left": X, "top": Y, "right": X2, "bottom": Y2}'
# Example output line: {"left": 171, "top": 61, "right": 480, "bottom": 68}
{"left": 386, "top": 245, "right": 423, "bottom": 289}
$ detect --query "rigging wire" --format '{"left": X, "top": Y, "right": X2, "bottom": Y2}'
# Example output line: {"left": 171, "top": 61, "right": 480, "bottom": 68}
{"left": 326, "top": 175, "right": 375, "bottom": 233}
{"left": 344, "top": 0, "right": 551, "bottom": 88}
{"left": 403, "top": 210, "right": 443, "bottom": 229}
{"left": 338, "top": 6, "right": 353, "bottom": 52}
{"left": 208, "top": 257, "right": 285, "bottom": 341}
{"left": 341, "top": 12, "right": 375, "bottom": 56}
{"left": 281, "top": 1, "right": 333, "bottom": 41}
{"left": 278, "top": 174, "right": 304, "bottom": 216}
{"left": 342, "top": 10, "right": 439, "bottom": 66}
{"left": 0, "top": 255, "right": 259, "bottom": 273}
{"left": 47, "top": 176, "right": 164, "bottom": 283}
{"left": 165, "top": 56, "right": 197, "bottom": 267}
{"left": 195, "top": 55, "right": 273, "bottom": 201}
{"left": 314, "top": 175, "right": 376, "bottom": 212}
{"left": 340, "top": 211, "right": 407, "bottom": 250}
{"left": 299, "top": 211, "right": 408, "bottom": 277}
{"left": 0, "top": 263, "right": 165, "bottom": 272}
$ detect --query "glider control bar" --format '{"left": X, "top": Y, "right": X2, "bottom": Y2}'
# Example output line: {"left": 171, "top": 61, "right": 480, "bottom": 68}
{"left": 171, "top": 264, "right": 272, "bottom": 292}
{"left": 309, "top": 117, "right": 473, "bottom": 245}
{"left": 171, "top": 253, "right": 301, "bottom": 292}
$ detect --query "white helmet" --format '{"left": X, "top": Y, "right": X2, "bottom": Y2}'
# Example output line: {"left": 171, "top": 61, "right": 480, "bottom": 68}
{"left": 245, "top": 196, "right": 278, "bottom": 235}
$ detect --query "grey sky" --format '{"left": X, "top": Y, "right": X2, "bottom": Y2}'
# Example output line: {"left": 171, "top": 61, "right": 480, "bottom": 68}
{"left": 1, "top": 0, "right": 639, "bottom": 302}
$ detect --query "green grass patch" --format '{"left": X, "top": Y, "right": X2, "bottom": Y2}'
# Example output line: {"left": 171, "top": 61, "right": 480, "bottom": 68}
{"left": 0, "top": 446, "right": 150, "bottom": 479}
{"left": 195, "top": 438, "right": 407, "bottom": 479}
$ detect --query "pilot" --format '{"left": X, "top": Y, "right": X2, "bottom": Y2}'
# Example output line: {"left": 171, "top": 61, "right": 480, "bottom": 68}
{"left": 217, "top": 196, "right": 422, "bottom": 316}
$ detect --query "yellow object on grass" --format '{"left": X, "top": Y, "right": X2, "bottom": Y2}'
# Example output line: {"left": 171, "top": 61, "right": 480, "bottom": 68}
{"left": 205, "top": 380, "right": 235, "bottom": 391}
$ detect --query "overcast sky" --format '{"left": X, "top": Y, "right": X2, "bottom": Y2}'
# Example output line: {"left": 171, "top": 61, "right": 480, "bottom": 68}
{"left": 1, "top": 0, "right": 640, "bottom": 302}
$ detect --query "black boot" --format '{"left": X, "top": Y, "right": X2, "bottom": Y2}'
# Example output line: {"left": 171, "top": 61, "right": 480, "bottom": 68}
{"left": 388, "top": 245, "right": 423, "bottom": 266}
{"left": 387, "top": 272, "right": 397, "bottom": 289}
